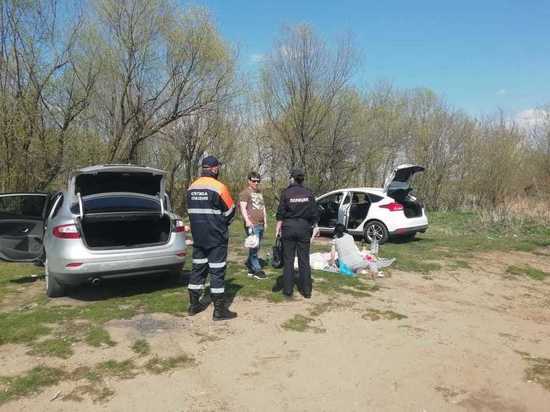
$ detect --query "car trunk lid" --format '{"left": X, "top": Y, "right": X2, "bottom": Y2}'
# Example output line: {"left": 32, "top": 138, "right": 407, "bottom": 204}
{"left": 71, "top": 165, "right": 166, "bottom": 198}
{"left": 70, "top": 165, "right": 167, "bottom": 219}
{"left": 383, "top": 164, "right": 425, "bottom": 194}
{"left": 383, "top": 164, "right": 425, "bottom": 218}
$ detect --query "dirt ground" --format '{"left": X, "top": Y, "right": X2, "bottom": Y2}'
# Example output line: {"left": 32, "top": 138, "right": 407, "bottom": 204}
{"left": 3, "top": 248, "right": 550, "bottom": 412}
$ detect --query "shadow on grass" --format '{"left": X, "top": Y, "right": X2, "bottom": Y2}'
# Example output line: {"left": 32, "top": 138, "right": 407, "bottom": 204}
{"left": 270, "top": 273, "right": 311, "bottom": 298}
{"left": 9, "top": 274, "right": 45, "bottom": 284}
{"left": 64, "top": 271, "right": 192, "bottom": 302}
{"left": 390, "top": 236, "right": 425, "bottom": 245}
{"left": 222, "top": 278, "right": 244, "bottom": 307}
{"left": 58, "top": 265, "right": 249, "bottom": 308}
{"left": 271, "top": 275, "right": 284, "bottom": 293}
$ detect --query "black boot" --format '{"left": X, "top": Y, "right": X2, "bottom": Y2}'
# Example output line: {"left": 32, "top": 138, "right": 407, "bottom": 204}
{"left": 188, "top": 289, "right": 206, "bottom": 316}
{"left": 297, "top": 280, "right": 312, "bottom": 299}
{"left": 212, "top": 294, "right": 237, "bottom": 321}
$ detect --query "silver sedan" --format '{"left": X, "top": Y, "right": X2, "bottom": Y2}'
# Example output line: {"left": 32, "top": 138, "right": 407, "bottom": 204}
{"left": 0, "top": 165, "right": 187, "bottom": 297}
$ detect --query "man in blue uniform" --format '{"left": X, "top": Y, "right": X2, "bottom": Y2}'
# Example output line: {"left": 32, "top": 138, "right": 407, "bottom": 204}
{"left": 186, "top": 155, "right": 237, "bottom": 320}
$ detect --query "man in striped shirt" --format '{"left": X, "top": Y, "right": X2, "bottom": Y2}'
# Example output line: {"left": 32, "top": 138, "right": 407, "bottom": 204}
{"left": 186, "top": 155, "right": 237, "bottom": 320}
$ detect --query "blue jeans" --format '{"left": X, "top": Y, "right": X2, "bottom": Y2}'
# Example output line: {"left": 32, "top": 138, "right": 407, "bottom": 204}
{"left": 245, "top": 224, "right": 264, "bottom": 273}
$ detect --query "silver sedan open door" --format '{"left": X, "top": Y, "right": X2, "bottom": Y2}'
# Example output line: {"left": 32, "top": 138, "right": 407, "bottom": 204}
{"left": 0, "top": 193, "right": 50, "bottom": 262}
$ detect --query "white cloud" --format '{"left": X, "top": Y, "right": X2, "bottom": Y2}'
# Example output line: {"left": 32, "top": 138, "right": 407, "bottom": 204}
{"left": 515, "top": 108, "right": 549, "bottom": 130}
{"left": 496, "top": 88, "right": 507, "bottom": 96}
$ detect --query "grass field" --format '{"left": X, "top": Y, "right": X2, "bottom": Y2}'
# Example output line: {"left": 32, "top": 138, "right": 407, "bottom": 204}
{"left": 1, "top": 211, "right": 549, "bottom": 347}
{"left": 0, "top": 210, "right": 548, "bottom": 405}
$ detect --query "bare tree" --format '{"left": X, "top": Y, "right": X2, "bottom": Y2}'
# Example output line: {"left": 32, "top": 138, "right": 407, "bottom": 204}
{"left": 526, "top": 107, "right": 550, "bottom": 194}
{"left": 357, "top": 82, "right": 410, "bottom": 187}
{"left": 149, "top": 104, "right": 241, "bottom": 213}
{"left": 404, "top": 89, "right": 475, "bottom": 209}
{"left": 0, "top": 0, "right": 97, "bottom": 191}
{"left": 259, "top": 24, "right": 358, "bottom": 190}
{"left": 86, "top": 0, "right": 235, "bottom": 163}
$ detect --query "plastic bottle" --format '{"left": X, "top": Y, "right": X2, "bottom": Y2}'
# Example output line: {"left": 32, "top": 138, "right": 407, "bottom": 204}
{"left": 370, "top": 237, "right": 379, "bottom": 256}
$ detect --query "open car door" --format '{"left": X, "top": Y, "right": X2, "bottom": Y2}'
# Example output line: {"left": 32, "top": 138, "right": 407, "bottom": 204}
{"left": 339, "top": 191, "right": 352, "bottom": 227}
{"left": 317, "top": 191, "right": 347, "bottom": 230}
{"left": 0, "top": 193, "right": 50, "bottom": 262}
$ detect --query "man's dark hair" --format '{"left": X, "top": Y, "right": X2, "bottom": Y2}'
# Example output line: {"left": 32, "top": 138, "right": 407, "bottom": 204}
{"left": 294, "top": 175, "right": 304, "bottom": 184}
{"left": 248, "top": 171, "right": 260, "bottom": 181}
{"left": 334, "top": 223, "right": 346, "bottom": 238}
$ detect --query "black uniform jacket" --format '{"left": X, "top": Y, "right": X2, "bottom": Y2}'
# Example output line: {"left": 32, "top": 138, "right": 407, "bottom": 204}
{"left": 276, "top": 183, "right": 320, "bottom": 226}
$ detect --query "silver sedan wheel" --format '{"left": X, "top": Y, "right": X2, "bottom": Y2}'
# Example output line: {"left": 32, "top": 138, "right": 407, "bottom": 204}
{"left": 44, "top": 259, "right": 65, "bottom": 297}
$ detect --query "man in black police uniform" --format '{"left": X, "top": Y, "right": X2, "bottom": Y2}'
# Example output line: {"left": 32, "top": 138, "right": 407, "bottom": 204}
{"left": 275, "top": 167, "right": 320, "bottom": 299}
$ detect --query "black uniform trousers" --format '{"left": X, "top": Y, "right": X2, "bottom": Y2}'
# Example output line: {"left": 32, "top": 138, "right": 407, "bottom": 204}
{"left": 188, "top": 244, "right": 228, "bottom": 294}
{"left": 281, "top": 219, "right": 312, "bottom": 296}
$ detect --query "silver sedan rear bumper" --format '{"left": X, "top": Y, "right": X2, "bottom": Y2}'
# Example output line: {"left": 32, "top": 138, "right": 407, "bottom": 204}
{"left": 54, "top": 262, "right": 183, "bottom": 285}
{"left": 46, "top": 233, "right": 186, "bottom": 285}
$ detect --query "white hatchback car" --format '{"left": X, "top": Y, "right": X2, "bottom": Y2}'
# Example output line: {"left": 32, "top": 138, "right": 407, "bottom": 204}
{"left": 316, "top": 164, "right": 428, "bottom": 243}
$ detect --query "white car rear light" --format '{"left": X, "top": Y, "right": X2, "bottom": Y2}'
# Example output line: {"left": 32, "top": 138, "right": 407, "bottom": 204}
{"left": 380, "top": 202, "right": 404, "bottom": 212}
{"left": 53, "top": 224, "right": 81, "bottom": 239}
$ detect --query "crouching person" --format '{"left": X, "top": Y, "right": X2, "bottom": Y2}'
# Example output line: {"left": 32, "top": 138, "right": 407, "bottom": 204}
{"left": 186, "top": 156, "right": 237, "bottom": 320}
{"left": 331, "top": 224, "right": 372, "bottom": 274}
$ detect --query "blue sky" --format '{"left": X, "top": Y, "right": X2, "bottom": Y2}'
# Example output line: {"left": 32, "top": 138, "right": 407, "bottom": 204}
{"left": 189, "top": 0, "right": 550, "bottom": 119}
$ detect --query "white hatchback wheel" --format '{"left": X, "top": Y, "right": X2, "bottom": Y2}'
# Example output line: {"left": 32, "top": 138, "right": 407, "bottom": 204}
{"left": 364, "top": 221, "right": 389, "bottom": 244}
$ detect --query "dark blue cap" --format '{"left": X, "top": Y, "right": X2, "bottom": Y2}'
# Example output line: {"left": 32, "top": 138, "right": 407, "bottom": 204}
{"left": 201, "top": 155, "right": 221, "bottom": 168}
{"left": 290, "top": 167, "right": 305, "bottom": 178}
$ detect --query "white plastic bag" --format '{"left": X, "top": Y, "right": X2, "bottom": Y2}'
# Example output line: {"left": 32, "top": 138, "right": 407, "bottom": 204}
{"left": 309, "top": 252, "right": 328, "bottom": 270}
{"left": 244, "top": 234, "right": 259, "bottom": 249}
{"left": 366, "top": 257, "right": 395, "bottom": 274}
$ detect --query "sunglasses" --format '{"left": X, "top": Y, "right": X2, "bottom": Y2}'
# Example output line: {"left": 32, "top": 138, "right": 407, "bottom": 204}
{"left": 250, "top": 179, "right": 260, "bottom": 183}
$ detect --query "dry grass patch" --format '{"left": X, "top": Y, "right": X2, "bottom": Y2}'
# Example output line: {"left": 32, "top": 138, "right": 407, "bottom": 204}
{"left": 131, "top": 339, "right": 151, "bottom": 356}
{"left": 63, "top": 385, "right": 115, "bottom": 403}
{"left": 362, "top": 308, "right": 407, "bottom": 321}
{"left": 506, "top": 265, "right": 550, "bottom": 281}
{"left": 0, "top": 351, "right": 196, "bottom": 406}
{"left": 27, "top": 337, "right": 75, "bottom": 359}
{"left": 144, "top": 354, "right": 195, "bottom": 374}
{"left": 0, "top": 366, "right": 65, "bottom": 405}
{"left": 518, "top": 351, "right": 550, "bottom": 392}
{"left": 281, "top": 314, "right": 325, "bottom": 333}
{"left": 84, "top": 325, "right": 116, "bottom": 347}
